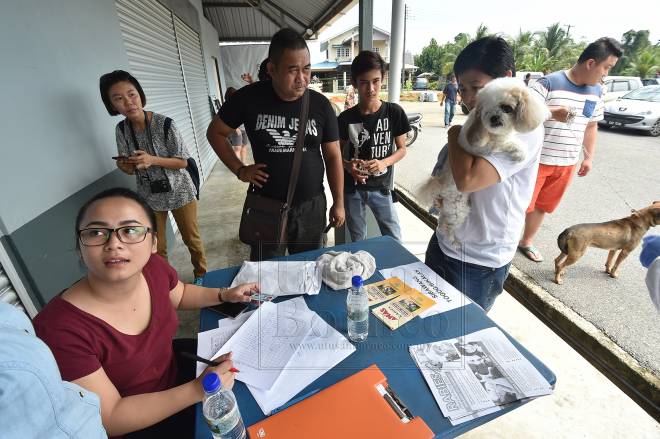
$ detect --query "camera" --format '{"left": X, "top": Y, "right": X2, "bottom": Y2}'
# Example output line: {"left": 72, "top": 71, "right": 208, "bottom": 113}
{"left": 149, "top": 178, "right": 172, "bottom": 194}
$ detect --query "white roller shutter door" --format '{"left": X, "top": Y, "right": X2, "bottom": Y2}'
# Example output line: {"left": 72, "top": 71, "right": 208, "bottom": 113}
{"left": 173, "top": 16, "right": 217, "bottom": 182}
{"left": 0, "top": 242, "right": 37, "bottom": 318}
{"left": 115, "top": 0, "right": 204, "bottom": 179}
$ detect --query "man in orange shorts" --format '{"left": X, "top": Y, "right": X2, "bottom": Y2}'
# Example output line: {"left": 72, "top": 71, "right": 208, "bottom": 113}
{"left": 518, "top": 38, "right": 621, "bottom": 262}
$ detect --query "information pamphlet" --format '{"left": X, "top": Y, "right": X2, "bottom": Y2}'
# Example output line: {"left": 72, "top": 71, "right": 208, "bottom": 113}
{"left": 365, "top": 277, "right": 408, "bottom": 306}
{"left": 371, "top": 282, "right": 436, "bottom": 330}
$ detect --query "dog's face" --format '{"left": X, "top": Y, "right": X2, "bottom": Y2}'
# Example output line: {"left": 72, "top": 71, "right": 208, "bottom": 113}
{"left": 652, "top": 201, "right": 660, "bottom": 226}
{"left": 632, "top": 201, "right": 660, "bottom": 226}
{"left": 474, "top": 77, "right": 550, "bottom": 136}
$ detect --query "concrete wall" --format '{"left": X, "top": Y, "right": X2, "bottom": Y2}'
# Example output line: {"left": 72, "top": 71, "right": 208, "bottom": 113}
{"left": 0, "top": 0, "right": 132, "bottom": 236}
{"left": 0, "top": 0, "right": 221, "bottom": 309}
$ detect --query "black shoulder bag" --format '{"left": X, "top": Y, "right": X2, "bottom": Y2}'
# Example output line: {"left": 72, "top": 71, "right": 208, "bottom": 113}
{"left": 238, "top": 90, "right": 310, "bottom": 248}
{"left": 126, "top": 111, "right": 172, "bottom": 194}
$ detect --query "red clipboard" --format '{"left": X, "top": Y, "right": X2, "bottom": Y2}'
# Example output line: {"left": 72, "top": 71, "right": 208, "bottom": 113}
{"left": 246, "top": 364, "right": 433, "bottom": 439}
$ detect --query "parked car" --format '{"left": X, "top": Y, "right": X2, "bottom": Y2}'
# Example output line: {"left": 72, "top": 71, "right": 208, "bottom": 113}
{"left": 598, "top": 85, "right": 660, "bottom": 136}
{"left": 602, "top": 76, "right": 643, "bottom": 102}
{"left": 413, "top": 77, "right": 429, "bottom": 90}
{"left": 642, "top": 78, "right": 660, "bottom": 86}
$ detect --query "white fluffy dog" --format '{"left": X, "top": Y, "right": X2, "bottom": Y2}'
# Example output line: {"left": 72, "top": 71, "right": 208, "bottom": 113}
{"left": 422, "top": 77, "right": 549, "bottom": 247}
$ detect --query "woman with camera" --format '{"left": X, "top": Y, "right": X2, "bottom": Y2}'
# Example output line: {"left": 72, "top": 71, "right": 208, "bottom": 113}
{"left": 34, "top": 187, "right": 258, "bottom": 437}
{"left": 100, "top": 70, "right": 207, "bottom": 285}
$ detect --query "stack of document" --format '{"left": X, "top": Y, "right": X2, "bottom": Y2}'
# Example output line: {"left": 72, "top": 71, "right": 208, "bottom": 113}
{"left": 380, "top": 262, "right": 470, "bottom": 317}
{"left": 366, "top": 277, "right": 436, "bottom": 330}
{"left": 198, "top": 297, "right": 355, "bottom": 414}
{"left": 409, "top": 327, "right": 553, "bottom": 425}
{"left": 230, "top": 261, "right": 321, "bottom": 296}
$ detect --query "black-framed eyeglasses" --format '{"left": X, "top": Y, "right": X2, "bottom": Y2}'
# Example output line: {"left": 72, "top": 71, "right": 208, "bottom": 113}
{"left": 78, "top": 226, "right": 152, "bottom": 246}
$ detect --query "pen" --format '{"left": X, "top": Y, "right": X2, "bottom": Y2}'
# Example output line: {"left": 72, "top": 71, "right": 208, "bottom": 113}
{"left": 180, "top": 352, "right": 240, "bottom": 373}
{"left": 270, "top": 388, "right": 320, "bottom": 415}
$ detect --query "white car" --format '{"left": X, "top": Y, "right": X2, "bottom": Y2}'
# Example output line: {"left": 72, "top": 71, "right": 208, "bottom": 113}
{"left": 602, "top": 76, "right": 643, "bottom": 102}
{"left": 599, "top": 85, "right": 660, "bottom": 136}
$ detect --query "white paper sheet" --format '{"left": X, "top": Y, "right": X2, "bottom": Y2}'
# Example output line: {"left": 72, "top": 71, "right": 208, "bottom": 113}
{"left": 195, "top": 310, "right": 254, "bottom": 377}
{"left": 211, "top": 300, "right": 312, "bottom": 390}
{"left": 230, "top": 261, "right": 321, "bottom": 296}
{"left": 246, "top": 310, "right": 356, "bottom": 414}
{"left": 380, "top": 262, "right": 470, "bottom": 318}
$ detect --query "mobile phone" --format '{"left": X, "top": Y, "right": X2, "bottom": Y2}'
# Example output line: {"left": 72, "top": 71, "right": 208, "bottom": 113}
{"left": 112, "top": 155, "right": 129, "bottom": 160}
{"left": 208, "top": 302, "right": 249, "bottom": 319}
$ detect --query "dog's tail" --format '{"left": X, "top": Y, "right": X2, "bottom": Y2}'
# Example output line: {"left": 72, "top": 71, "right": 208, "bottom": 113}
{"left": 557, "top": 229, "right": 572, "bottom": 254}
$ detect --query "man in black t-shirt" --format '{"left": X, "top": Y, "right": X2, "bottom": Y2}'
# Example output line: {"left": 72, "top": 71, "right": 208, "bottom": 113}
{"left": 207, "top": 28, "right": 344, "bottom": 261}
{"left": 339, "top": 51, "right": 410, "bottom": 243}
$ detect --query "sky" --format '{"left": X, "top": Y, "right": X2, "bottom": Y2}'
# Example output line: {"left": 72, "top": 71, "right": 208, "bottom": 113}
{"left": 308, "top": 0, "right": 660, "bottom": 64}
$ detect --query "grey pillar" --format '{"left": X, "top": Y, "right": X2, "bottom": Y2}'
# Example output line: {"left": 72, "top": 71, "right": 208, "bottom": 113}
{"left": 388, "top": 0, "right": 405, "bottom": 103}
{"left": 358, "top": 0, "right": 373, "bottom": 52}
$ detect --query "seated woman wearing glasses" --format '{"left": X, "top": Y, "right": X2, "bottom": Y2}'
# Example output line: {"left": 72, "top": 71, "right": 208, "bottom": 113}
{"left": 34, "top": 187, "right": 258, "bottom": 438}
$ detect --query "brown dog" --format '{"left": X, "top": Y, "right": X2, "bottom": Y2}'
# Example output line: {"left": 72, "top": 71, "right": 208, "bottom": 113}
{"left": 554, "top": 201, "right": 660, "bottom": 284}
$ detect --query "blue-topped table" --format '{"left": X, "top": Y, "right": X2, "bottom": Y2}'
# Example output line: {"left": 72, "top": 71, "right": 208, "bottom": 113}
{"left": 194, "top": 236, "right": 556, "bottom": 438}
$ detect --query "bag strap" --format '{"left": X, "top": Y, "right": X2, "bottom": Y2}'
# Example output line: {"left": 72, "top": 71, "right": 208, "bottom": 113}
{"left": 163, "top": 117, "right": 172, "bottom": 145}
{"left": 284, "top": 89, "right": 310, "bottom": 208}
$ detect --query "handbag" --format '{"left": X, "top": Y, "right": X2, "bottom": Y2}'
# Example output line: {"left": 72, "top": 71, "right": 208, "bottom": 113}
{"left": 239, "top": 90, "right": 310, "bottom": 248}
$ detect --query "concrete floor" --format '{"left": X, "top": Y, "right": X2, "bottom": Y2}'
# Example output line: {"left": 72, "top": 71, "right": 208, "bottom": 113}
{"left": 168, "top": 136, "right": 659, "bottom": 437}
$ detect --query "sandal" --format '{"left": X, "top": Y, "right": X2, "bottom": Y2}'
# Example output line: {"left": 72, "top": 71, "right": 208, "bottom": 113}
{"left": 518, "top": 245, "right": 544, "bottom": 262}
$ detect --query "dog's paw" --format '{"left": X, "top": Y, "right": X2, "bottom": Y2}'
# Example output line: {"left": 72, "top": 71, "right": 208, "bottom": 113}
{"left": 509, "top": 149, "right": 526, "bottom": 162}
{"left": 609, "top": 271, "right": 619, "bottom": 279}
{"left": 554, "top": 277, "right": 563, "bottom": 285}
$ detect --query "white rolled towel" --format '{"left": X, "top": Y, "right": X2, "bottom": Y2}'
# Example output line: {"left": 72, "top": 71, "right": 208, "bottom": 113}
{"left": 316, "top": 251, "right": 376, "bottom": 290}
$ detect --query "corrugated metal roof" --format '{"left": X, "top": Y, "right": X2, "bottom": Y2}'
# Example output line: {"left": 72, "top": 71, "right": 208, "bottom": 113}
{"left": 202, "top": 0, "right": 358, "bottom": 42}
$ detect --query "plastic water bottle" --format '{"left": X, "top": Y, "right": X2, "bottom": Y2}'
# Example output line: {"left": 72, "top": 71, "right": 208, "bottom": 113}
{"left": 202, "top": 372, "right": 246, "bottom": 439}
{"left": 347, "top": 275, "right": 369, "bottom": 342}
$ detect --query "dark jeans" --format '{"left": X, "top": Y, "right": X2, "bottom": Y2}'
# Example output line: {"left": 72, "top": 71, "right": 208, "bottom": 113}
{"left": 424, "top": 233, "right": 510, "bottom": 313}
{"left": 250, "top": 192, "right": 327, "bottom": 261}
{"left": 125, "top": 338, "right": 197, "bottom": 439}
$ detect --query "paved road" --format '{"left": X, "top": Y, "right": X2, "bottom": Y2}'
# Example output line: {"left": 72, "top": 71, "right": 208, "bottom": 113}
{"left": 397, "top": 100, "right": 660, "bottom": 375}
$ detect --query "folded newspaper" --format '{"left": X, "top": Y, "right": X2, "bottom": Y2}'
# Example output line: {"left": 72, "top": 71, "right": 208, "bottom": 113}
{"left": 409, "top": 327, "right": 553, "bottom": 425}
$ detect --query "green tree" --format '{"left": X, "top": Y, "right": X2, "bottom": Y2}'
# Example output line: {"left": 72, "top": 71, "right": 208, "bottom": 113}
{"left": 474, "top": 24, "right": 491, "bottom": 40}
{"left": 522, "top": 47, "right": 554, "bottom": 73}
{"left": 625, "top": 48, "right": 659, "bottom": 78}
{"left": 536, "top": 23, "right": 570, "bottom": 59}
{"left": 414, "top": 38, "right": 441, "bottom": 73}
{"left": 612, "top": 30, "right": 651, "bottom": 75}
{"left": 510, "top": 30, "right": 534, "bottom": 69}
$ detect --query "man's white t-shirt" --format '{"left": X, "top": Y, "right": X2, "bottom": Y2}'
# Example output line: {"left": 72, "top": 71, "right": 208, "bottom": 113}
{"left": 436, "top": 126, "right": 545, "bottom": 268}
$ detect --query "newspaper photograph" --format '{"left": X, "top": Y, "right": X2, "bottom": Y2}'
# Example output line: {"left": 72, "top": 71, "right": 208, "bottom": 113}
{"left": 364, "top": 277, "right": 408, "bottom": 306}
{"left": 409, "top": 327, "right": 552, "bottom": 425}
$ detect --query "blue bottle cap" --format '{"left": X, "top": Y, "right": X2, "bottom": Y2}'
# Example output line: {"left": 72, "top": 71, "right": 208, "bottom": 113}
{"left": 351, "top": 275, "right": 363, "bottom": 287}
{"left": 202, "top": 372, "right": 221, "bottom": 393}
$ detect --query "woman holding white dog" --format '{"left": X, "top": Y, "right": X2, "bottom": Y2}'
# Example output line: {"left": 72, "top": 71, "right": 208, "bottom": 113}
{"left": 425, "top": 37, "right": 546, "bottom": 312}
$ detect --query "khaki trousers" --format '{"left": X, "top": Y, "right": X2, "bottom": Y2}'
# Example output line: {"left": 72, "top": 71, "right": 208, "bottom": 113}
{"left": 154, "top": 200, "right": 207, "bottom": 277}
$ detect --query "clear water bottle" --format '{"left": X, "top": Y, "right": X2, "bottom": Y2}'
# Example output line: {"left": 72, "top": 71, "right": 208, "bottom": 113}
{"left": 347, "top": 275, "right": 369, "bottom": 342}
{"left": 202, "top": 372, "right": 246, "bottom": 439}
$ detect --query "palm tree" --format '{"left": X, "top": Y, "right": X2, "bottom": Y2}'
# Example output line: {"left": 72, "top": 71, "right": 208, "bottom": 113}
{"left": 510, "top": 30, "right": 534, "bottom": 68}
{"left": 536, "top": 23, "right": 569, "bottom": 59}
{"left": 474, "top": 24, "right": 491, "bottom": 40}
{"left": 625, "top": 48, "right": 660, "bottom": 78}
{"left": 523, "top": 47, "right": 554, "bottom": 73}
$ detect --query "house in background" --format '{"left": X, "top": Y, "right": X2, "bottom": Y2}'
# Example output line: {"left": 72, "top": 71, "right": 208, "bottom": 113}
{"left": 312, "top": 25, "right": 416, "bottom": 93}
